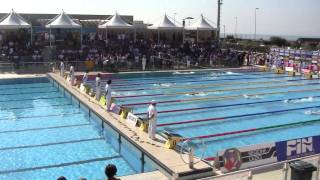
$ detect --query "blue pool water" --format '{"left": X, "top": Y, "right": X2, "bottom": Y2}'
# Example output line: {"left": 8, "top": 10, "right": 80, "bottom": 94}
{"left": 0, "top": 77, "right": 154, "bottom": 179}
{"left": 90, "top": 70, "right": 320, "bottom": 159}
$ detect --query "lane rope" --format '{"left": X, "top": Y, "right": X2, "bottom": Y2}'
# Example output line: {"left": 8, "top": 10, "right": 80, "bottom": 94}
{"left": 157, "top": 105, "right": 320, "bottom": 127}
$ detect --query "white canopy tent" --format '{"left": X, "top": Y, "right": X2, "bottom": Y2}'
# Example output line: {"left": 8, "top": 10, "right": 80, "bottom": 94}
{"left": 98, "top": 12, "right": 133, "bottom": 42}
{"left": 148, "top": 14, "right": 183, "bottom": 44}
{"left": 46, "top": 10, "right": 82, "bottom": 47}
{"left": 0, "top": 9, "right": 32, "bottom": 43}
{"left": 186, "top": 15, "right": 216, "bottom": 43}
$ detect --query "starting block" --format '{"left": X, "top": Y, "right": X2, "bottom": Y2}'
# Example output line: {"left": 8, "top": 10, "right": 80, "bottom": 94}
{"left": 274, "top": 68, "right": 285, "bottom": 74}
{"left": 137, "top": 118, "right": 149, "bottom": 132}
{"left": 288, "top": 71, "right": 296, "bottom": 77}
{"left": 161, "top": 130, "right": 183, "bottom": 149}
{"left": 99, "top": 96, "right": 106, "bottom": 108}
{"left": 259, "top": 66, "right": 269, "bottom": 72}
{"left": 120, "top": 107, "right": 133, "bottom": 120}
{"left": 304, "top": 73, "right": 313, "bottom": 80}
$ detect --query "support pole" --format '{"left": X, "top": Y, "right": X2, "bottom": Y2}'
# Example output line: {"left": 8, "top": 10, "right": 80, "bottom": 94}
{"left": 30, "top": 26, "right": 33, "bottom": 45}
{"left": 189, "top": 147, "right": 194, "bottom": 169}
{"left": 158, "top": 29, "right": 160, "bottom": 44}
{"left": 105, "top": 27, "right": 108, "bottom": 45}
{"left": 217, "top": 0, "right": 222, "bottom": 40}
{"left": 80, "top": 27, "right": 83, "bottom": 47}
{"left": 196, "top": 30, "right": 199, "bottom": 44}
{"left": 49, "top": 27, "right": 52, "bottom": 47}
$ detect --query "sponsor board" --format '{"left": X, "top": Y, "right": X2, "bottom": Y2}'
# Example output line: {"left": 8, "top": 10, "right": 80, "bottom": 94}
{"left": 218, "top": 143, "right": 276, "bottom": 173}
{"left": 285, "top": 67, "right": 294, "bottom": 72}
{"left": 276, "top": 135, "right": 320, "bottom": 161}
{"left": 126, "top": 113, "right": 140, "bottom": 127}
{"left": 110, "top": 103, "right": 121, "bottom": 115}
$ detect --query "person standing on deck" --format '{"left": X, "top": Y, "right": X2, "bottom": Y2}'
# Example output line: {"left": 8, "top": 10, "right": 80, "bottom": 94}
{"left": 82, "top": 70, "right": 89, "bottom": 86}
{"left": 69, "top": 66, "right": 75, "bottom": 85}
{"left": 95, "top": 73, "right": 102, "bottom": 101}
{"left": 148, "top": 100, "right": 158, "bottom": 140}
{"left": 105, "top": 80, "right": 112, "bottom": 111}
{"left": 60, "top": 61, "right": 65, "bottom": 76}
{"left": 142, "top": 55, "right": 147, "bottom": 71}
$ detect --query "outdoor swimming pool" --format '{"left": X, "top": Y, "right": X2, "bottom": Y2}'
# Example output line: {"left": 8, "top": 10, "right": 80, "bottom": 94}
{"left": 88, "top": 70, "right": 320, "bottom": 160}
{"left": 0, "top": 77, "right": 156, "bottom": 179}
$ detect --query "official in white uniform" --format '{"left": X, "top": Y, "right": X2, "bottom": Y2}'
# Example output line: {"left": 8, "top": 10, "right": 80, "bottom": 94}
{"left": 69, "top": 66, "right": 75, "bottom": 85}
{"left": 148, "top": 100, "right": 158, "bottom": 140}
{"left": 82, "top": 70, "right": 89, "bottom": 86}
{"left": 105, "top": 80, "right": 112, "bottom": 111}
{"left": 142, "top": 55, "right": 147, "bottom": 71}
{"left": 95, "top": 73, "right": 101, "bottom": 101}
{"left": 60, "top": 61, "right": 65, "bottom": 76}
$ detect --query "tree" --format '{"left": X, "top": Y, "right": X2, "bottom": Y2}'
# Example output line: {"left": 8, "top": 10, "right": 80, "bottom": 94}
{"left": 269, "top": 36, "right": 289, "bottom": 47}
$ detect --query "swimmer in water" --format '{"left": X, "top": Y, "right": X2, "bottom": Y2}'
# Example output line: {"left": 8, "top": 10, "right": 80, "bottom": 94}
{"left": 243, "top": 94, "right": 262, "bottom": 99}
{"left": 186, "top": 92, "right": 208, "bottom": 96}
{"left": 305, "top": 110, "right": 320, "bottom": 115}
{"left": 284, "top": 97, "right": 314, "bottom": 104}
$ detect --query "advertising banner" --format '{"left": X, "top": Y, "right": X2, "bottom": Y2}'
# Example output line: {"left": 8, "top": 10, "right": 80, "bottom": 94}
{"left": 218, "top": 143, "right": 276, "bottom": 173}
{"left": 276, "top": 135, "right": 320, "bottom": 161}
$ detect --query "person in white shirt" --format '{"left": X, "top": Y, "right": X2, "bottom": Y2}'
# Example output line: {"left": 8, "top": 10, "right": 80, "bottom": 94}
{"left": 142, "top": 55, "right": 147, "bottom": 71}
{"left": 148, "top": 100, "right": 158, "bottom": 140}
{"left": 60, "top": 61, "right": 65, "bottom": 76}
{"left": 186, "top": 56, "right": 191, "bottom": 69}
{"left": 82, "top": 70, "right": 89, "bottom": 86}
{"left": 69, "top": 66, "right": 75, "bottom": 85}
{"left": 105, "top": 80, "right": 112, "bottom": 111}
{"left": 95, "top": 73, "right": 101, "bottom": 101}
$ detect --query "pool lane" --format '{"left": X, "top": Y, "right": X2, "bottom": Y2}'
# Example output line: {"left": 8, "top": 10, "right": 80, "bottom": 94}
{"left": 0, "top": 79, "right": 139, "bottom": 179}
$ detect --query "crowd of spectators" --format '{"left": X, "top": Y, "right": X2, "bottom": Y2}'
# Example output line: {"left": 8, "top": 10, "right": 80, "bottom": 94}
{"left": 0, "top": 30, "right": 265, "bottom": 71}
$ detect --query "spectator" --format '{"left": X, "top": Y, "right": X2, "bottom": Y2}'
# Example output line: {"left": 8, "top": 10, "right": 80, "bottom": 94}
{"left": 105, "top": 164, "right": 120, "bottom": 180}
{"left": 57, "top": 176, "right": 67, "bottom": 180}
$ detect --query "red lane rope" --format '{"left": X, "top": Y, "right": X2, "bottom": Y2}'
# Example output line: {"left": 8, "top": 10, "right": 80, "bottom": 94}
{"left": 122, "top": 100, "right": 183, "bottom": 106}
{"left": 181, "top": 128, "right": 257, "bottom": 141}
{"left": 114, "top": 94, "right": 164, "bottom": 99}
{"left": 157, "top": 117, "right": 225, "bottom": 127}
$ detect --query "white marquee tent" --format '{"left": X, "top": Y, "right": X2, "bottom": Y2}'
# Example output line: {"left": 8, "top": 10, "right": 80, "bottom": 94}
{"left": 187, "top": 15, "right": 216, "bottom": 42}
{"left": 148, "top": 14, "right": 183, "bottom": 44}
{"left": 0, "top": 9, "right": 31, "bottom": 29}
{"left": 0, "top": 9, "right": 32, "bottom": 43}
{"left": 98, "top": 12, "right": 133, "bottom": 41}
{"left": 46, "top": 10, "right": 82, "bottom": 46}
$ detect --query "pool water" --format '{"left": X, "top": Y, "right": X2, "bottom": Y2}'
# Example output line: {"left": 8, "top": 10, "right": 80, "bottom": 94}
{"left": 89, "top": 70, "right": 320, "bottom": 159}
{"left": 0, "top": 78, "right": 153, "bottom": 180}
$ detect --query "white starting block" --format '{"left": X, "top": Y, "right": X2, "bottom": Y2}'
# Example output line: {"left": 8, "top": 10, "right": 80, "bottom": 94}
{"left": 160, "top": 130, "right": 183, "bottom": 149}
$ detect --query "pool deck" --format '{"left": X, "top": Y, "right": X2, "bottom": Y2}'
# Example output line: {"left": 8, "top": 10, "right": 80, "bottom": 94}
{"left": 48, "top": 72, "right": 214, "bottom": 180}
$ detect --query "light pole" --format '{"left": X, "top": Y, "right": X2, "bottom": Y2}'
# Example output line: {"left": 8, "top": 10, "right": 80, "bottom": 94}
{"left": 234, "top": 16, "right": 237, "bottom": 38}
{"left": 223, "top": 24, "right": 226, "bottom": 39}
{"left": 254, "top": 8, "right": 259, "bottom": 40}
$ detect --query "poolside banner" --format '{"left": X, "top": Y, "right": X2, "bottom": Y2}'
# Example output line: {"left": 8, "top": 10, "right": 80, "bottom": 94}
{"left": 126, "top": 113, "right": 139, "bottom": 127}
{"left": 218, "top": 143, "right": 277, "bottom": 173}
{"left": 275, "top": 135, "right": 320, "bottom": 162}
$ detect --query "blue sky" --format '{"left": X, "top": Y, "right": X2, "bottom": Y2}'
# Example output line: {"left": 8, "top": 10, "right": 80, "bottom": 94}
{"left": 1, "top": 0, "right": 319, "bottom": 37}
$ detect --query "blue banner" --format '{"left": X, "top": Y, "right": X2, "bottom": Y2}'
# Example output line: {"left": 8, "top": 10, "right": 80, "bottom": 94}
{"left": 276, "top": 135, "right": 320, "bottom": 161}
